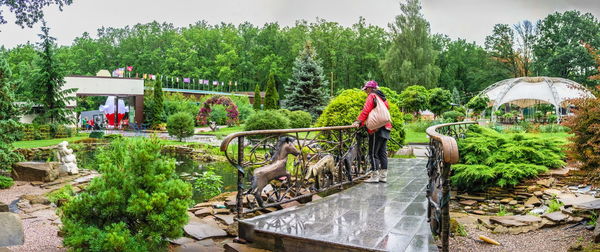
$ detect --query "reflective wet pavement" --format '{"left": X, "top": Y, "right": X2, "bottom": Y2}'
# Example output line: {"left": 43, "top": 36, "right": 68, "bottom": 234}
{"left": 240, "top": 158, "right": 438, "bottom": 251}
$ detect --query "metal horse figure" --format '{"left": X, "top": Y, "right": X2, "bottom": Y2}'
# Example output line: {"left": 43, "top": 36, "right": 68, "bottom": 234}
{"left": 249, "top": 136, "right": 301, "bottom": 207}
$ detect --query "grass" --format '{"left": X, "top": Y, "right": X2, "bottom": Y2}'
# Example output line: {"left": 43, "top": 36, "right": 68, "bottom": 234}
{"left": 197, "top": 125, "right": 245, "bottom": 137}
{"left": 404, "top": 129, "right": 429, "bottom": 144}
{"left": 13, "top": 135, "right": 88, "bottom": 148}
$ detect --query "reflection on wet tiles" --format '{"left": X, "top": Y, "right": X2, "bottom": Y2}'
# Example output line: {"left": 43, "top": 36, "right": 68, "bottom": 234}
{"left": 405, "top": 234, "right": 438, "bottom": 252}
{"left": 241, "top": 158, "right": 437, "bottom": 251}
{"left": 376, "top": 233, "right": 412, "bottom": 251}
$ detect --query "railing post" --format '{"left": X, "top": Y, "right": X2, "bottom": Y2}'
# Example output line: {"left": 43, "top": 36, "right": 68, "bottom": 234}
{"left": 441, "top": 162, "right": 451, "bottom": 252}
{"left": 236, "top": 136, "right": 244, "bottom": 219}
{"left": 338, "top": 130, "right": 343, "bottom": 185}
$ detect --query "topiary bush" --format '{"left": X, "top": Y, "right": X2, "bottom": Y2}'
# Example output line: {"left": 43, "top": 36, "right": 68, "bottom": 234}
{"left": 452, "top": 125, "right": 566, "bottom": 191}
{"left": 0, "top": 175, "right": 14, "bottom": 189}
{"left": 209, "top": 105, "right": 228, "bottom": 125}
{"left": 244, "top": 110, "right": 290, "bottom": 131}
{"left": 88, "top": 131, "right": 104, "bottom": 139}
{"left": 167, "top": 112, "right": 195, "bottom": 141}
{"left": 288, "top": 111, "right": 313, "bottom": 128}
{"left": 442, "top": 111, "right": 465, "bottom": 123}
{"left": 315, "top": 89, "right": 405, "bottom": 152}
{"left": 60, "top": 138, "right": 192, "bottom": 251}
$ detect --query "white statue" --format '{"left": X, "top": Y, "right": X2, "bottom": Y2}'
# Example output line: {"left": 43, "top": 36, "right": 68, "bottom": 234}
{"left": 56, "top": 141, "right": 79, "bottom": 175}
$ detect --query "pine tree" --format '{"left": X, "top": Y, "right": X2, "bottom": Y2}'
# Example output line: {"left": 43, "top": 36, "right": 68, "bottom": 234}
{"left": 264, "top": 73, "right": 279, "bottom": 109}
{"left": 34, "top": 22, "right": 76, "bottom": 124}
{"left": 380, "top": 0, "right": 440, "bottom": 89}
{"left": 283, "top": 40, "right": 330, "bottom": 118}
{"left": 253, "top": 84, "right": 262, "bottom": 110}
{"left": 0, "top": 54, "right": 24, "bottom": 171}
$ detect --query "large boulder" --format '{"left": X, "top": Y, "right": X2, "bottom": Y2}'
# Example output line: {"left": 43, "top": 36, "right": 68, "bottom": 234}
{"left": 595, "top": 220, "right": 600, "bottom": 243}
{"left": 11, "top": 162, "right": 59, "bottom": 182}
{"left": 0, "top": 212, "right": 24, "bottom": 247}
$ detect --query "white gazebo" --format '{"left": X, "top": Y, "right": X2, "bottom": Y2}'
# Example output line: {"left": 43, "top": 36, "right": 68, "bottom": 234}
{"left": 480, "top": 77, "right": 595, "bottom": 122}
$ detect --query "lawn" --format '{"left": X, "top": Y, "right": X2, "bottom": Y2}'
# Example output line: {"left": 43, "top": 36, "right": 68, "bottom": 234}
{"left": 197, "top": 125, "right": 245, "bottom": 137}
{"left": 404, "top": 129, "right": 429, "bottom": 144}
{"left": 13, "top": 135, "right": 89, "bottom": 148}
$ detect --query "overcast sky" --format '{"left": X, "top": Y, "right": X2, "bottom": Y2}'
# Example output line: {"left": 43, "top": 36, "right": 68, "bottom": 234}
{"left": 1, "top": 0, "right": 599, "bottom": 49}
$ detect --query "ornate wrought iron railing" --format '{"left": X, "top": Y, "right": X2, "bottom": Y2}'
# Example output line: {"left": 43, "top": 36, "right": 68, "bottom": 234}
{"left": 219, "top": 125, "right": 371, "bottom": 219}
{"left": 426, "top": 122, "right": 476, "bottom": 252}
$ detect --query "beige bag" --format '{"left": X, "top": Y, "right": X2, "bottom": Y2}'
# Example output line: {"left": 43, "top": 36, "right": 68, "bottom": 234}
{"left": 365, "top": 95, "right": 391, "bottom": 130}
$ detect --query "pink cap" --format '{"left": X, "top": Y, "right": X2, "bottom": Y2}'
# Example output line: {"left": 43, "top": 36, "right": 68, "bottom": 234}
{"left": 362, "top": 80, "right": 379, "bottom": 90}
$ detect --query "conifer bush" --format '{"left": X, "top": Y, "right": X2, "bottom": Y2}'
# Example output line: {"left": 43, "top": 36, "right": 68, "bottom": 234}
{"left": 60, "top": 138, "right": 192, "bottom": 251}
{"left": 288, "top": 111, "right": 313, "bottom": 128}
{"left": 452, "top": 125, "right": 566, "bottom": 191}
{"left": 244, "top": 110, "right": 290, "bottom": 131}
{"left": 167, "top": 112, "right": 195, "bottom": 141}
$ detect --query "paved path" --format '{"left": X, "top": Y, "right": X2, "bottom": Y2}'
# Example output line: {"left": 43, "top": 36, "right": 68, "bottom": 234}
{"left": 80, "top": 129, "right": 222, "bottom": 146}
{"left": 240, "top": 158, "right": 438, "bottom": 251}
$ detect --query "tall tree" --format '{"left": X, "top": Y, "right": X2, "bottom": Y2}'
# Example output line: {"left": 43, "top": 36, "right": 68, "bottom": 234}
{"left": 533, "top": 10, "right": 600, "bottom": 87}
{"left": 253, "top": 84, "right": 262, "bottom": 110}
{"left": 0, "top": 0, "right": 73, "bottom": 29}
{"left": 34, "top": 22, "right": 75, "bottom": 124}
{"left": 428, "top": 88, "right": 452, "bottom": 117}
{"left": 264, "top": 73, "right": 279, "bottom": 109}
{"left": 150, "top": 78, "right": 166, "bottom": 125}
{"left": 0, "top": 54, "right": 23, "bottom": 171}
{"left": 283, "top": 40, "right": 329, "bottom": 118}
{"left": 513, "top": 20, "right": 536, "bottom": 76}
{"left": 380, "top": 0, "right": 440, "bottom": 89}
{"left": 485, "top": 24, "right": 520, "bottom": 77}
{"left": 398, "top": 85, "right": 429, "bottom": 115}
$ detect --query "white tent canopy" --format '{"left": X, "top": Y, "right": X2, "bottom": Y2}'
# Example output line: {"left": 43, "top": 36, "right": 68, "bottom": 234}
{"left": 480, "top": 77, "right": 594, "bottom": 121}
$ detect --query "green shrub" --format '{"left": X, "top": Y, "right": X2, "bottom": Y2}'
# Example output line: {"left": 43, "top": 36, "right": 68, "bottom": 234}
{"left": 466, "top": 95, "right": 490, "bottom": 117}
{"left": 403, "top": 113, "right": 414, "bottom": 122}
{"left": 209, "top": 104, "right": 228, "bottom": 125}
{"left": 88, "top": 131, "right": 104, "bottom": 139}
{"left": 546, "top": 199, "right": 564, "bottom": 213}
{"left": 547, "top": 114, "right": 558, "bottom": 123}
{"left": 452, "top": 125, "right": 566, "bottom": 191}
{"left": 167, "top": 112, "right": 195, "bottom": 141}
{"left": 60, "top": 138, "right": 192, "bottom": 251}
{"left": 244, "top": 110, "right": 290, "bottom": 131}
{"left": 194, "top": 170, "right": 223, "bottom": 202}
{"left": 538, "top": 124, "right": 570, "bottom": 133}
{"left": 442, "top": 111, "right": 465, "bottom": 123}
{"left": 315, "top": 89, "right": 405, "bottom": 152}
{"left": 47, "top": 184, "right": 74, "bottom": 205}
{"left": 276, "top": 109, "right": 292, "bottom": 119}
{"left": 164, "top": 93, "right": 201, "bottom": 122}
{"left": 230, "top": 95, "right": 255, "bottom": 122}
{"left": 288, "top": 111, "right": 313, "bottom": 128}
{"left": 0, "top": 175, "right": 14, "bottom": 189}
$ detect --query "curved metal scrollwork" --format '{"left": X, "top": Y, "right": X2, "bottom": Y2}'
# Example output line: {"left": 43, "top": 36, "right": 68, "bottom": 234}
{"left": 220, "top": 125, "right": 371, "bottom": 218}
{"left": 426, "top": 122, "right": 477, "bottom": 252}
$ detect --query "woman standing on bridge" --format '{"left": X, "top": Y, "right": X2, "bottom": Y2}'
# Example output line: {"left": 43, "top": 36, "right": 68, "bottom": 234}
{"left": 352, "top": 80, "right": 392, "bottom": 183}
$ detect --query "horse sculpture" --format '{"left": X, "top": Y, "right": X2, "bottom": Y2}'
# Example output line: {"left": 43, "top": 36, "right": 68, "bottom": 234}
{"left": 305, "top": 154, "right": 336, "bottom": 189}
{"left": 250, "top": 136, "right": 300, "bottom": 207}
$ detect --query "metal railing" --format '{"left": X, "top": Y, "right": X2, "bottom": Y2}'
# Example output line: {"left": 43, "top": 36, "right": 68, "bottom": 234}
{"left": 219, "top": 125, "right": 371, "bottom": 219}
{"left": 425, "top": 122, "right": 476, "bottom": 252}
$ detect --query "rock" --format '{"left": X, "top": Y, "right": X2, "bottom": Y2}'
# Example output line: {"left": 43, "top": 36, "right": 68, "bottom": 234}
{"left": 214, "top": 208, "right": 231, "bottom": 215}
{"left": 12, "top": 162, "right": 59, "bottom": 182}
{"left": 544, "top": 189, "right": 561, "bottom": 196}
{"left": 525, "top": 196, "right": 542, "bottom": 206}
{"left": 533, "top": 191, "right": 543, "bottom": 197}
{"left": 457, "top": 194, "right": 486, "bottom": 201}
{"left": 572, "top": 199, "right": 600, "bottom": 210}
{"left": 312, "top": 195, "right": 322, "bottom": 201}
{"left": 560, "top": 194, "right": 596, "bottom": 207}
{"left": 529, "top": 206, "right": 548, "bottom": 215}
{"left": 472, "top": 210, "right": 486, "bottom": 215}
{"left": 169, "top": 236, "right": 196, "bottom": 245}
{"left": 542, "top": 211, "right": 569, "bottom": 222}
{"left": 183, "top": 221, "right": 227, "bottom": 240}
{"left": 464, "top": 206, "right": 472, "bottom": 210}
{"left": 226, "top": 221, "right": 239, "bottom": 236}
{"left": 492, "top": 225, "right": 509, "bottom": 234}
{"left": 509, "top": 200, "right": 518, "bottom": 206}
{"left": 21, "top": 194, "right": 50, "bottom": 205}
{"left": 536, "top": 178, "right": 555, "bottom": 187}
{"left": 215, "top": 214, "right": 235, "bottom": 225}
{"left": 281, "top": 201, "right": 301, "bottom": 209}
{"left": 500, "top": 198, "right": 513, "bottom": 204}
{"left": 224, "top": 242, "right": 271, "bottom": 252}
{"left": 0, "top": 213, "right": 24, "bottom": 247}
{"left": 177, "top": 240, "right": 224, "bottom": 252}
{"left": 595, "top": 220, "right": 600, "bottom": 243}
{"left": 527, "top": 185, "right": 539, "bottom": 192}
{"left": 490, "top": 215, "right": 542, "bottom": 227}
{"left": 194, "top": 208, "right": 213, "bottom": 218}
{"left": 460, "top": 200, "right": 478, "bottom": 206}
{"left": 0, "top": 201, "right": 8, "bottom": 212}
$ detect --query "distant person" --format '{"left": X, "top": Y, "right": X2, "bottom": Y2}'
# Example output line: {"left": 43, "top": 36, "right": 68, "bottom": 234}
{"left": 352, "top": 80, "right": 392, "bottom": 183}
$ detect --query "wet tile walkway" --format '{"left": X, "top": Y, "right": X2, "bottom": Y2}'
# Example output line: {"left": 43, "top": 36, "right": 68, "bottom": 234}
{"left": 240, "top": 158, "right": 438, "bottom": 251}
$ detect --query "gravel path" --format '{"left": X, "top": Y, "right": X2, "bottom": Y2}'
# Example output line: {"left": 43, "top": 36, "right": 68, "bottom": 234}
{"left": 449, "top": 224, "right": 593, "bottom": 252}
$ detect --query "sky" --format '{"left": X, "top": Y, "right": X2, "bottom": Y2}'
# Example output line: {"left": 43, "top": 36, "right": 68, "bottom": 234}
{"left": 1, "top": 0, "right": 599, "bottom": 49}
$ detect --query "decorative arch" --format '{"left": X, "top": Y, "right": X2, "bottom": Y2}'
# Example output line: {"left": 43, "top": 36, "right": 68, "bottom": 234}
{"left": 197, "top": 95, "right": 239, "bottom": 126}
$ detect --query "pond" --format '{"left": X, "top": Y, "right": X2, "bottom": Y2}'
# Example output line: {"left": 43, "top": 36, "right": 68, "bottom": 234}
{"left": 169, "top": 152, "right": 238, "bottom": 203}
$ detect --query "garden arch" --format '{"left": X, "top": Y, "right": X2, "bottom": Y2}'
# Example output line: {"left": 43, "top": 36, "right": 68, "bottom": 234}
{"left": 480, "top": 77, "right": 594, "bottom": 122}
{"left": 196, "top": 95, "right": 239, "bottom": 126}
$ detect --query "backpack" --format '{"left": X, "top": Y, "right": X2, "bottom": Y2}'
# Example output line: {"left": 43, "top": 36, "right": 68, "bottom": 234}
{"left": 365, "top": 95, "right": 391, "bottom": 130}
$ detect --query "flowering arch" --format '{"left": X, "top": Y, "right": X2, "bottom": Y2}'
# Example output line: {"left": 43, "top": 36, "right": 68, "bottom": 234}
{"left": 197, "top": 95, "right": 239, "bottom": 126}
